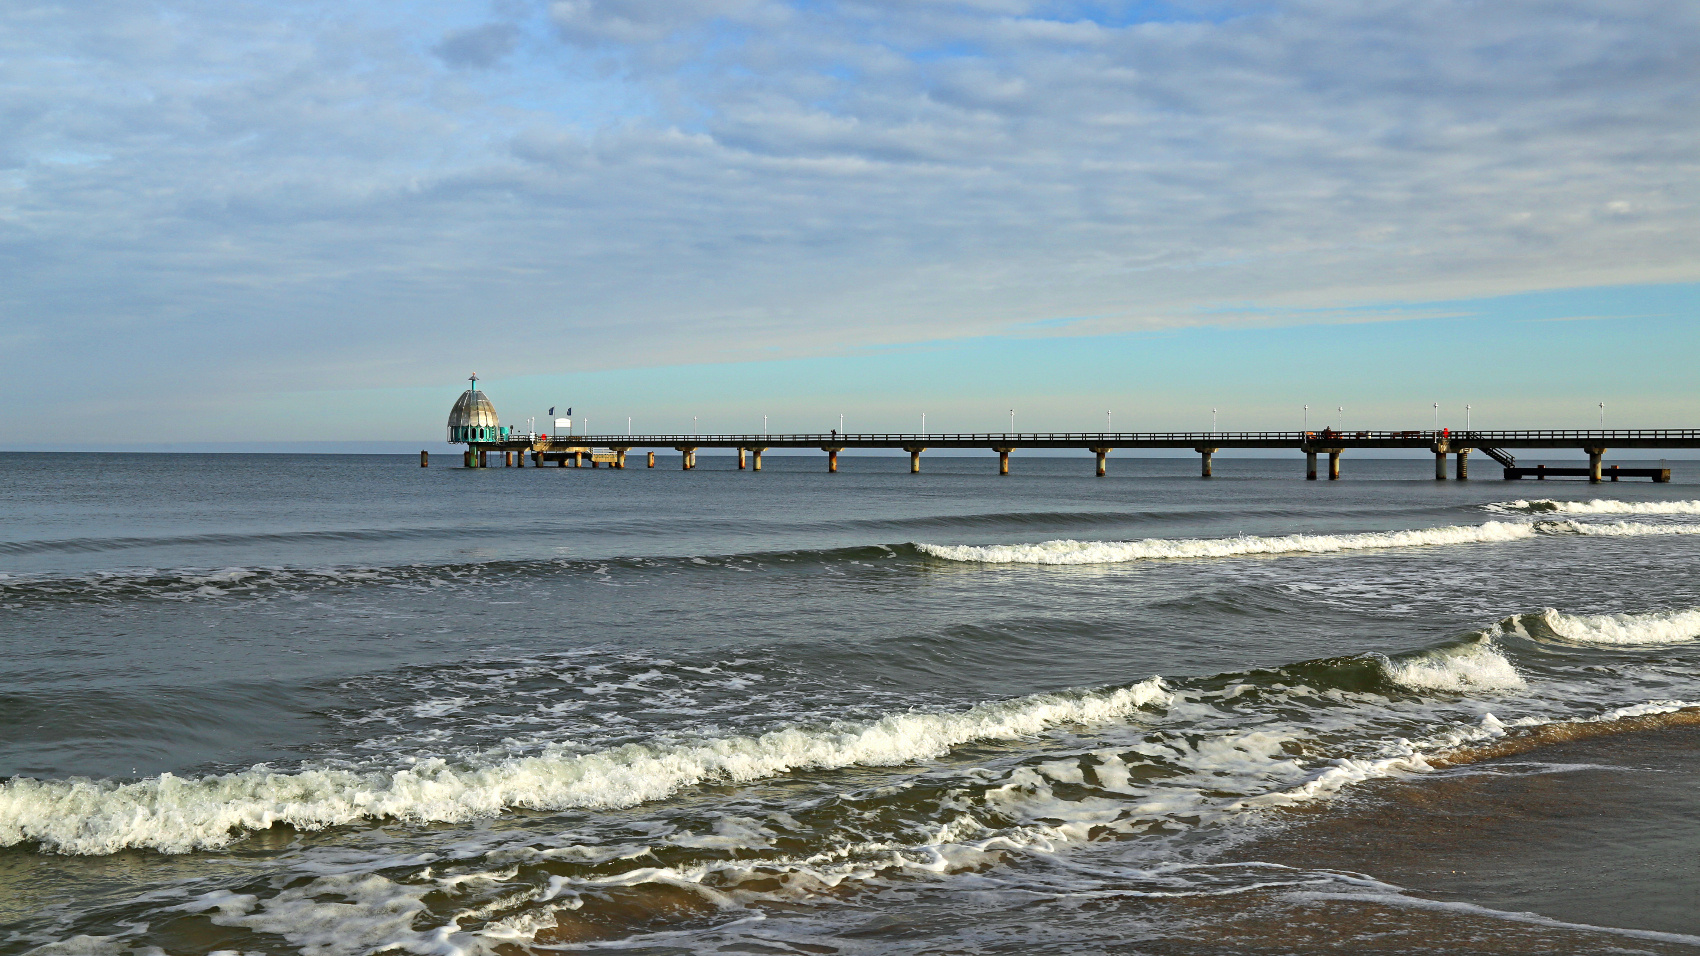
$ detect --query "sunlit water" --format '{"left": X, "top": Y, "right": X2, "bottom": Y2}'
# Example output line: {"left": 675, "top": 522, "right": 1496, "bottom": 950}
{"left": 4, "top": 452, "right": 1700, "bottom": 954}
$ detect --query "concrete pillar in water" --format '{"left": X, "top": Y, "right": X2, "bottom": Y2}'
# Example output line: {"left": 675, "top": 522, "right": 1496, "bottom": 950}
{"left": 676, "top": 447, "right": 697, "bottom": 470}
{"left": 574, "top": 451, "right": 583, "bottom": 468}
{"left": 1328, "top": 450, "right": 1342, "bottom": 480}
{"left": 463, "top": 450, "right": 473, "bottom": 468}
{"left": 647, "top": 451, "right": 656, "bottom": 468}
{"left": 1456, "top": 448, "right": 1470, "bottom": 480}
{"left": 615, "top": 449, "right": 627, "bottom": 469}
{"left": 1091, "top": 447, "right": 1108, "bottom": 477}
{"left": 1586, "top": 447, "right": 1606, "bottom": 483}
{"left": 737, "top": 448, "right": 747, "bottom": 470}
{"left": 1435, "top": 452, "right": 1448, "bottom": 480}
{"left": 1196, "top": 447, "right": 1216, "bottom": 478}
{"left": 995, "top": 448, "right": 1012, "bottom": 475}
{"left": 558, "top": 456, "right": 567, "bottom": 467}
{"left": 824, "top": 447, "right": 841, "bottom": 472}
{"left": 1306, "top": 451, "right": 1318, "bottom": 480}
{"left": 752, "top": 448, "right": 765, "bottom": 472}
{"left": 904, "top": 446, "right": 925, "bottom": 473}
{"left": 420, "top": 451, "right": 429, "bottom": 468}
{"left": 478, "top": 449, "right": 488, "bottom": 468}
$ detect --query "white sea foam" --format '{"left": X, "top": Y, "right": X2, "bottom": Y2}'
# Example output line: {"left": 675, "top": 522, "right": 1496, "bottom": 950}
{"left": 1381, "top": 642, "right": 1526, "bottom": 693}
{"left": 915, "top": 518, "right": 1700, "bottom": 565}
{"left": 0, "top": 679, "right": 1168, "bottom": 856}
{"left": 1489, "top": 498, "right": 1700, "bottom": 516}
{"left": 1516, "top": 607, "right": 1700, "bottom": 646}
{"left": 915, "top": 521, "right": 1541, "bottom": 564}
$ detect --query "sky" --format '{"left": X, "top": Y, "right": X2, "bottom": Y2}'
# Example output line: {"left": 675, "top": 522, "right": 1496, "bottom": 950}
{"left": 1, "top": 0, "right": 1696, "bottom": 446}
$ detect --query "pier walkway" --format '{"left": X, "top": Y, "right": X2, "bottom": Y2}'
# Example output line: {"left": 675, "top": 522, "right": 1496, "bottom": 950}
{"left": 447, "top": 428, "right": 1692, "bottom": 482}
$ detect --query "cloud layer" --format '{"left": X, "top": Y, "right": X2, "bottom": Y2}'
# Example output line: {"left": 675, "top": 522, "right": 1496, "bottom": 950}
{"left": 1, "top": 0, "right": 1696, "bottom": 432}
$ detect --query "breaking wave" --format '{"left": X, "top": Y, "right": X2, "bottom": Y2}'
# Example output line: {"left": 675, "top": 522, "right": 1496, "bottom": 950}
{"left": 1503, "top": 607, "right": 1700, "bottom": 646}
{"left": 1488, "top": 498, "right": 1700, "bottom": 516}
{"left": 0, "top": 679, "right": 1168, "bottom": 855}
{"left": 1380, "top": 641, "right": 1525, "bottom": 693}
{"left": 915, "top": 519, "right": 1700, "bottom": 565}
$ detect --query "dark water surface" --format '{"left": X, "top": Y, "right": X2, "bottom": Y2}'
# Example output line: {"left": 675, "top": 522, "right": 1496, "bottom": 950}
{"left": 4, "top": 452, "right": 1700, "bottom": 954}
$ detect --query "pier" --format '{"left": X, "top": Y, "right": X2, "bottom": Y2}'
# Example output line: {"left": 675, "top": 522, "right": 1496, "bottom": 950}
{"left": 443, "top": 378, "right": 1684, "bottom": 482}
{"left": 448, "top": 427, "right": 1688, "bottom": 483}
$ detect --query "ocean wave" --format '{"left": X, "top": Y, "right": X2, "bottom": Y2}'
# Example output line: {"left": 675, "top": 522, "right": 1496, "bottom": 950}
{"left": 1380, "top": 642, "right": 1525, "bottom": 693}
{"left": 1504, "top": 607, "right": 1700, "bottom": 646}
{"left": 0, "top": 679, "right": 1168, "bottom": 855}
{"left": 914, "top": 519, "right": 1700, "bottom": 565}
{"left": 1487, "top": 498, "right": 1700, "bottom": 516}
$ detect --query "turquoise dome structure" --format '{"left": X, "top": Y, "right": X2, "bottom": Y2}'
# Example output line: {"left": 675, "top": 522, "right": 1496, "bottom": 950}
{"left": 447, "top": 375, "right": 503, "bottom": 443}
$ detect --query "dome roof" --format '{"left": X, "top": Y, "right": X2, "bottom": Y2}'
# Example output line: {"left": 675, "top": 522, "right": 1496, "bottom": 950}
{"left": 448, "top": 388, "right": 498, "bottom": 429}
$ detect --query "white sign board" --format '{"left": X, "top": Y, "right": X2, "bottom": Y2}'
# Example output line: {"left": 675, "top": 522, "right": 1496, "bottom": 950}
{"left": 554, "top": 418, "right": 572, "bottom": 430}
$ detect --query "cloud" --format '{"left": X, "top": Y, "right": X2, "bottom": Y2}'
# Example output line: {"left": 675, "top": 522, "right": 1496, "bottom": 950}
{"left": 432, "top": 23, "right": 521, "bottom": 69}
{"left": 0, "top": 0, "right": 1697, "bottom": 436}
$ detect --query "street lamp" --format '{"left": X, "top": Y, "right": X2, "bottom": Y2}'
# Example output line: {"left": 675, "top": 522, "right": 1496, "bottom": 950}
{"left": 1106, "top": 410, "right": 1111, "bottom": 433}
{"left": 693, "top": 416, "right": 697, "bottom": 436}
{"left": 1433, "top": 403, "right": 1439, "bottom": 431}
{"left": 921, "top": 413, "right": 926, "bottom": 436}
{"left": 1599, "top": 402, "right": 1605, "bottom": 428}
{"left": 1009, "top": 409, "right": 1015, "bottom": 434}
{"left": 763, "top": 415, "right": 768, "bottom": 436}
{"left": 1212, "top": 408, "right": 1217, "bottom": 435}
{"left": 1465, "top": 405, "right": 1471, "bottom": 430}
{"left": 1303, "top": 405, "right": 1309, "bottom": 432}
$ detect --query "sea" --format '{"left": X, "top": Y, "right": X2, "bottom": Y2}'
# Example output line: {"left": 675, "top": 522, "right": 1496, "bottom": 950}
{"left": 3, "top": 451, "right": 1700, "bottom": 955}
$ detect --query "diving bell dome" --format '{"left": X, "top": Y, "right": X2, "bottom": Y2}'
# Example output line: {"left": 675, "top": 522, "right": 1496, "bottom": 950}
{"left": 447, "top": 376, "right": 501, "bottom": 443}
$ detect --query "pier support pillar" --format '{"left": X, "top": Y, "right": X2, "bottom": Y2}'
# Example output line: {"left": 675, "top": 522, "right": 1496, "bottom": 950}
{"left": 752, "top": 448, "right": 765, "bottom": 472}
{"left": 478, "top": 450, "right": 488, "bottom": 468}
{"left": 463, "top": 451, "right": 473, "bottom": 468}
{"left": 504, "top": 451, "right": 513, "bottom": 467}
{"left": 420, "top": 451, "right": 429, "bottom": 468}
{"left": 648, "top": 451, "right": 656, "bottom": 468}
{"left": 1306, "top": 451, "right": 1318, "bottom": 480}
{"left": 1091, "top": 447, "right": 1109, "bottom": 477}
{"left": 995, "top": 448, "right": 1012, "bottom": 475}
{"left": 615, "top": 450, "right": 627, "bottom": 469}
{"left": 737, "top": 448, "right": 747, "bottom": 470}
{"left": 1328, "top": 450, "right": 1342, "bottom": 480}
{"left": 1196, "top": 447, "right": 1216, "bottom": 478}
{"left": 1586, "top": 447, "right": 1606, "bottom": 484}
{"left": 676, "top": 447, "right": 697, "bottom": 470}
{"left": 824, "top": 447, "right": 841, "bottom": 472}
{"left": 1455, "top": 449, "right": 1470, "bottom": 480}
{"left": 1435, "top": 451, "right": 1448, "bottom": 481}
{"left": 904, "top": 446, "right": 926, "bottom": 473}
{"left": 574, "top": 451, "right": 583, "bottom": 468}
{"left": 558, "top": 456, "right": 567, "bottom": 467}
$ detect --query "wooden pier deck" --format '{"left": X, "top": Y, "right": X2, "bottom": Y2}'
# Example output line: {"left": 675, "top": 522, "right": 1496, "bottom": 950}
{"left": 450, "top": 429, "right": 1695, "bottom": 483}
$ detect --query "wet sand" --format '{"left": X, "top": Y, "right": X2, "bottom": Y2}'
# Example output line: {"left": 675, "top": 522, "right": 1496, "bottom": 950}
{"left": 1227, "top": 723, "right": 1700, "bottom": 946}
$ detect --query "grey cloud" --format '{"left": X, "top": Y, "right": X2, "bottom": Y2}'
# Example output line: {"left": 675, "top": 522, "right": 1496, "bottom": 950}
{"left": 432, "top": 23, "right": 521, "bottom": 69}
{"left": 549, "top": 0, "right": 778, "bottom": 45}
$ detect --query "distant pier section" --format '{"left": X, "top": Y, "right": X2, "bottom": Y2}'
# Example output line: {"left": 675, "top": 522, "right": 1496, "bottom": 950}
{"left": 440, "top": 380, "right": 1681, "bottom": 483}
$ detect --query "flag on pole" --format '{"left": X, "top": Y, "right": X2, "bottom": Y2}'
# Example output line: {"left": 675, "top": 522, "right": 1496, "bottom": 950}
{"left": 548, "top": 407, "right": 555, "bottom": 416}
